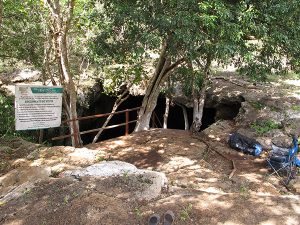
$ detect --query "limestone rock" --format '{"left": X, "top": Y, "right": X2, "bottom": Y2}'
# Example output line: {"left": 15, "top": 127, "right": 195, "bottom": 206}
{"left": 62, "top": 160, "right": 168, "bottom": 201}
{"left": 63, "top": 161, "right": 138, "bottom": 177}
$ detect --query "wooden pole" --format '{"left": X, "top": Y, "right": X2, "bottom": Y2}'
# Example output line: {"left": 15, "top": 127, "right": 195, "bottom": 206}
{"left": 125, "top": 109, "right": 129, "bottom": 135}
{"left": 71, "top": 119, "right": 80, "bottom": 147}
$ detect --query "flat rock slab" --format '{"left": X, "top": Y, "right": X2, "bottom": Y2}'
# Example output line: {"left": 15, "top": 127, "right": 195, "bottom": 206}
{"left": 62, "top": 160, "right": 168, "bottom": 201}
{"left": 63, "top": 160, "right": 139, "bottom": 177}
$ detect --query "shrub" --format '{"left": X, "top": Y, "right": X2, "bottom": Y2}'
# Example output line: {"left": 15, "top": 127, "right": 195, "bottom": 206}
{"left": 0, "top": 93, "right": 15, "bottom": 137}
{"left": 251, "top": 120, "right": 280, "bottom": 135}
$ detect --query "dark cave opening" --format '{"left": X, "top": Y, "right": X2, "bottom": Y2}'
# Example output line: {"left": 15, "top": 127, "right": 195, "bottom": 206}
{"left": 201, "top": 108, "right": 217, "bottom": 131}
{"left": 76, "top": 95, "right": 243, "bottom": 145}
{"left": 79, "top": 95, "right": 143, "bottom": 144}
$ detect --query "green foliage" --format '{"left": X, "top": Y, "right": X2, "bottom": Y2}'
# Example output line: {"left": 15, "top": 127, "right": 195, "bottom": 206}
{"left": 175, "top": 67, "right": 204, "bottom": 97}
{"left": 0, "top": 93, "right": 15, "bottom": 137}
{"left": 291, "top": 105, "right": 300, "bottom": 111}
{"left": 251, "top": 102, "right": 265, "bottom": 110}
{"left": 90, "top": 0, "right": 251, "bottom": 93}
{"left": 95, "top": 155, "right": 105, "bottom": 162}
{"left": 101, "top": 63, "right": 145, "bottom": 95}
{"left": 0, "top": 159, "right": 10, "bottom": 172}
{"left": 50, "top": 170, "right": 60, "bottom": 178}
{"left": 134, "top": 207, "right": 143, "bottom": 218}
{"left": 0, "top": 92, "right": 37, "bottom": 141}
{"left": 238, "top": 1, "right": 300, "bottom": 80}
{"left": 179, "top": 203, "right": 193, "bottom": 221}
{"left": 0, "top": 0, "right": 44, "bottom": 68}
{"left": 251, "top": 120, "right": 280, "bottom": 135}
{"left": 175, "top": 67, "right": 194, "bottom": 96}
{"left": 63, "top": 194, "right": 70, "bottom": 204}
{"left": 239, "top": 183, "right": 250, "bottom": 199}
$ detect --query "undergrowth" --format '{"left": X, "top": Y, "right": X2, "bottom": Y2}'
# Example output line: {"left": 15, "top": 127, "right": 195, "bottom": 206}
{"left": 251, "top": 120, "right": 280, "bottom": 135}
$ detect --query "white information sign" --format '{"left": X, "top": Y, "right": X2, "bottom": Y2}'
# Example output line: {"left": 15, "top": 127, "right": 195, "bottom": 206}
{"left": 15, "top": 85, "right": 63, "bottom": 130}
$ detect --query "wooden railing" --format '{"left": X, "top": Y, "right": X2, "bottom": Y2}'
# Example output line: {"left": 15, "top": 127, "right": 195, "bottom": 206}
{"left": 52, "top": 107, "right": 141, "bottom": 142}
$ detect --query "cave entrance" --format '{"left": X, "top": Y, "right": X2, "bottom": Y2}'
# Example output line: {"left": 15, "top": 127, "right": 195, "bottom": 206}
{"left": 75, "top": 94, "right": 243, "bottom": 145}
{"left": 200, "top": 101, "right": 243, "bottom": 131}
{"left": 151, "top": 98, "right": 243, "bottom": 131}
{"left": 149, "top": 98, "right": 243, "bottom": 131}
{"left": 200, "top": 108, "right": 217, "bottom": 130}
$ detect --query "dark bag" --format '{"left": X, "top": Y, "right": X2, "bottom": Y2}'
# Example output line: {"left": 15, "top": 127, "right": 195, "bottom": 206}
{"left": 228, "top": 132, "right": 262, "bottom": 156}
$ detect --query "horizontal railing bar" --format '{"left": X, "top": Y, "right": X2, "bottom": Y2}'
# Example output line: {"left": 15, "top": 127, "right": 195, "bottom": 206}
{"left": 52, "top": 120, "right": 137, "bottom": 141}
{"left": 62, "top": 107, "right": 141, "bottom": 124}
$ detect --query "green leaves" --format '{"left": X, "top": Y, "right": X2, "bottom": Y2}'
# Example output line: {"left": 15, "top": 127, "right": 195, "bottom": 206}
{"left": 0, "top": 0, "right": 44, "bottom": 67}
{"left": 0, "top": 93, "right": 14, "bottom": 137}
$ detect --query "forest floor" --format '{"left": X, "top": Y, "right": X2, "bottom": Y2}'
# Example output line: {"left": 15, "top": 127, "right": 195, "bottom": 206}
{"left": 0, "top": 127, "right": 299, "bottom": 225}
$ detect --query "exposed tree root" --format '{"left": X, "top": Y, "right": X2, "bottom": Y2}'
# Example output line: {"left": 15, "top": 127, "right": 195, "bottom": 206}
{"left": 193, "top": 133, "right": 237, "bottom": 179}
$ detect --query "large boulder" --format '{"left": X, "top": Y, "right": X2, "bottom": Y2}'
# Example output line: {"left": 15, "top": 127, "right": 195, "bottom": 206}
{"left": 62, "top": 160, "right": 168, "bottom": 201}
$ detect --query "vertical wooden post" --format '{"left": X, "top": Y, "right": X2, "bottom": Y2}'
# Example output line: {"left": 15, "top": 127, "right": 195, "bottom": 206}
{"left": 125, "top": 109, "right": 129, "bottom": 135}
{"left": 39, "top": 129, "right": 44, "bottom": 144}
{"left": 71, "top": 119, "right": 80, "bottom": 147}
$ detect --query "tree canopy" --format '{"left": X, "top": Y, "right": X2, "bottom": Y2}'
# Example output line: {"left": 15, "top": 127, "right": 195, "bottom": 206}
{"left": 1, "top": 0, "right": 300, "bottom": 141}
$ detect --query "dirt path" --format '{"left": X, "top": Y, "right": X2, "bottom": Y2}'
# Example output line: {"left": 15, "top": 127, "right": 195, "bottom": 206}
{"left": 1, "top": 128, "right": 300, "bottom": 225}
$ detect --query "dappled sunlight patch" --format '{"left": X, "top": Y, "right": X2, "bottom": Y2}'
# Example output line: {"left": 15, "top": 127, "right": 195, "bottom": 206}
{"left": 3, "top": 219, "right": 24, "bottom": 225}
{"left": 268, "top": 205, "right": 292, "bottom": 216}
{"left": 194, "top": 193, "right": 233, "bottom": 208}
{"left": 200, "top": 187, "right": 228, "bottom": 194}
{"left": 119, "top": 147, "right": 134, "bottom": 153}
{"left": 291, "top": 201, "right": 300, "bottom": 213}
{"left": 258, "top": 219, "right": 278, "bottom": 225}
{"left": 208, "top": 134, "right": 221, "bottom": 141}
{"left": 285, "top": 217, "right": 299, "bottom": 225}
{"left": 239, "top": 173, "right": 263, "bottom": 183}
{"left": 284, "top": 79, "right": 300, "bottom": 87}
{"left": 161, "top": 156, "right": 196, "bottom": 172}
{"left": 109, "top": 140, "right": 126, "bottom": 148}
{"left": 195, "top": 177, "right": 219, "bottom": 183}
{"left": 11, "top": 158, "right": 29, "bottom": 167}
{"left": 220, "top": 221, "right": 243, "bottom": 225}
{"left": 29, "top": 158, "right": 44, "bottom": 167}
{"left": 157, "top": 149, "right": 165, "bottom": 154}
{"left": 68, "top": 148, "right": 98, "bottom": 161}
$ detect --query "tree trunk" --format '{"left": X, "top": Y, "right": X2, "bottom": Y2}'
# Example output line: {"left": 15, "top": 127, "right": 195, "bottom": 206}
{"left": 190, "top": 55, "right": 212, "bottom": 133}
{"left": 92, "top": 89, "right": 130, "bottom": 143}
{"left": 191, "top": 84, "right": 206, "bottom": 132}
{"left": 179, "top": 103, "right": 189, "bottom": 130}
{"left": 45, "top": 0, "right": 82, "bottom": 147}
{"left": 134, "top": 39, "right": 169, "bottom": 131}
{"left": 134, "top": 59, "right": 170, "bottom": 131}
{"left": 0, "top": 0, "right": 3, "bottom": 27}
{"left": 163, "top": 97, "right": 170, "bottom": 129}
{"left": 135, "top": 39, "right": 185, "bottom": 132}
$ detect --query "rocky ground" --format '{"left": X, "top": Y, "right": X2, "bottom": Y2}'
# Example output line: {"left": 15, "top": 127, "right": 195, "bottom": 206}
{"left": 0, "top": 127, "right": 300, "bottom": 225}
{"left": 0, "top": 72, "right": 300, "bottom": 224}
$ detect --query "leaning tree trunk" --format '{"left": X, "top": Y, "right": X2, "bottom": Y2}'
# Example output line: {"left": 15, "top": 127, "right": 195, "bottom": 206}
{"left": 135, "top": 39, "right": 185, "bottom": 132}
{"left": 92, "top": 89, "right": 130, "bottom": 143}
{"left": 134, "top": 58, "right": 170, "bottom": 131}
{"left": 134, "top": 39, "right": 169, "bottom": 131}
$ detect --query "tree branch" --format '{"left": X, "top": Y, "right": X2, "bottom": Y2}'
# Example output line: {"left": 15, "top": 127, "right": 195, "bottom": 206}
{"left": 0, "top": 0, "right": 3, "bottom": 27}
{"left": 164, "top": 57, "right": 185, "bottom": 76}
